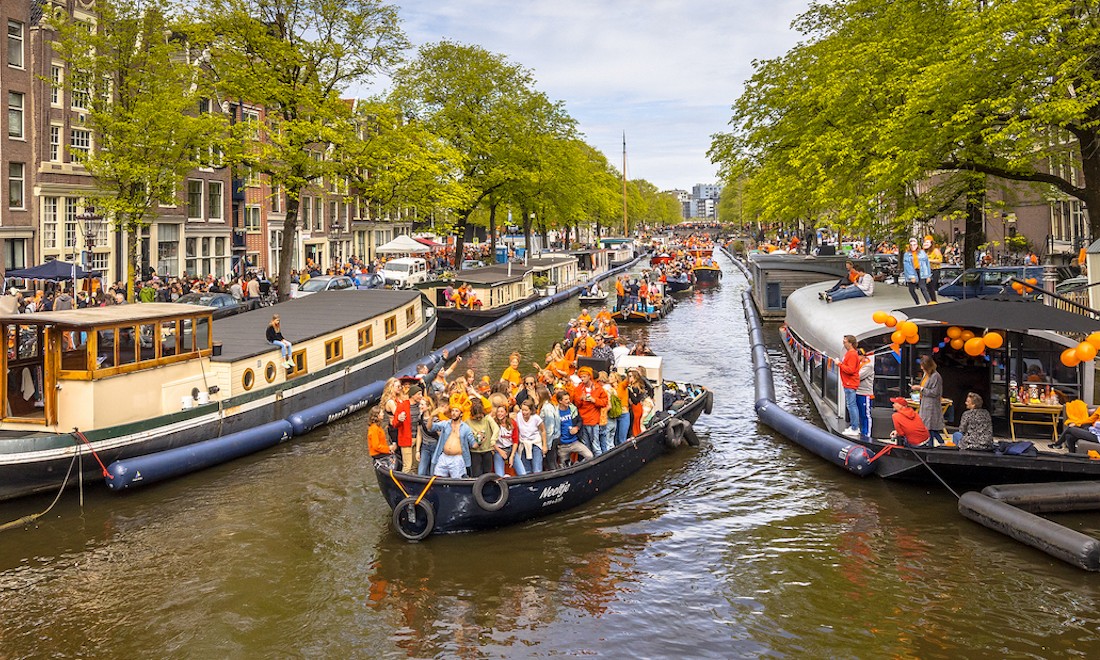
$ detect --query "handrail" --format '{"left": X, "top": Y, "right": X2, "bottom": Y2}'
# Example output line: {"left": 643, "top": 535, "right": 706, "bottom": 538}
{"left": 1007, "top": 277, "right": 1100, "bottom": 320}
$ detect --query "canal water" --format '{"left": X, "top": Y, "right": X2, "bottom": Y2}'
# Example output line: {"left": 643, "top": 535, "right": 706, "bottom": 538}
{"left": 2, "top": 254, "right": 1099, "bottom": 658}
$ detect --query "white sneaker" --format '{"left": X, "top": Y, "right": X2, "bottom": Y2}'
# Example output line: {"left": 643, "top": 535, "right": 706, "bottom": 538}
{"left": 841, "top": 428, "right": 860, "bottom": 438}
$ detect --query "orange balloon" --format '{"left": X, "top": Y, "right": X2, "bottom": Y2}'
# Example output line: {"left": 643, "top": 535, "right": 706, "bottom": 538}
{"left": 1062, "top": 348, "right": 1082, "bottom": 367}
{"left": 1027, "top": 277, "right": 1038, "bottom": 285}
{"left": 890, "top": 343, "right": 901, "bottom": 352}
{"left": 891, "top": 330, "right": 906, "bottom": 345}
{"left": 1012, "top": 282, "right": 1024, "bottom": 294}
{"left": 872, "top": 311, "right": 887, "bottom": 324}
{"left": 1076, "top": 341, "right": 1097, "bottom": 362}
{"left": 1087, "top": 332, "right": 1100, "bottom": 349}
{"left": 884, "top": 316, "right": 897, "bottom": 328}
{"left": 899, "top": 321, "right": 919, "bottom": 338}
{"left": 905, "top": 333, "right": 920, "bottom": 344}
{"left": 950, "top": 338, "right": 965, "bottom": 350}
{"left": 946, "top": 327, "right": 962, "bottom": 340}
{"left": 960, "top": 330, "right": 975, "bottom": 341}
{"left": 964, "top": 337, "right": 985, "bottom": 356}
{"left": 983, "top": 332, "right": 1004, "bottom": 349}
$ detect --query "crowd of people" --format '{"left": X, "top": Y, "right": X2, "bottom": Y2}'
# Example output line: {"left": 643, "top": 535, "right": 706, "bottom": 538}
{"left": 367, "top": 317, "right": 662, "bottom": 479}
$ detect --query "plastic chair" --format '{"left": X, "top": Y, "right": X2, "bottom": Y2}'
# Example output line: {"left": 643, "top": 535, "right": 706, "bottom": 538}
{"left": 1065, "top": 399, "right": 1091, "bottom": 427}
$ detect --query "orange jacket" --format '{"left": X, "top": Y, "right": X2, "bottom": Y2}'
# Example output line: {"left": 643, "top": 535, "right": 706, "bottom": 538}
{"left": 368, "top": 423, "right": 391, "bottom": 457}
{"left": 572, "top": 382, "right": 609, "bottom": 426}
{"left": 892, "top": 406, "right": 929, "bottom": 445}
{"left": 838, "top": 348, "right": 860, "bottom": 390}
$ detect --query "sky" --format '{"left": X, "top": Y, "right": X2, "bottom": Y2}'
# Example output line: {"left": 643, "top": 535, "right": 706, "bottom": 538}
{"left": 368, "top": 0, "right": 812, "bottom": 193}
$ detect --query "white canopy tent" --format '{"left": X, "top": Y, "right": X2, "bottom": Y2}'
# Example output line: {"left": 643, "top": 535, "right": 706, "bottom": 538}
{"left": 376, "top": 234, "right": 431, "bottom": 254}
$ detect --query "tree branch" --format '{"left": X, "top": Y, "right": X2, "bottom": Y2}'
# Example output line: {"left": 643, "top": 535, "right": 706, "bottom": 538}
{"left": 938, "top": 160, "right": 1087, "bottom": 201}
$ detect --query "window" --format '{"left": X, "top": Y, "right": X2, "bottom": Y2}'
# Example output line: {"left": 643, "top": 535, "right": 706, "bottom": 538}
{"left": 157, "top": 224, "right": 179, "bottom": 276}
{"left": 384, "top": 315, "right": 397, "bottom": 339}
{"left": 8, "top": 163, "right": 23, "bottom": 209}
{"left": 264, "top": 361, "right": 277, "bottom": 383}
{"left": 51, "top": 65, "right": 62, "bottom": 105}
{"left": 242, "top": 368, "right": 256, "bottom": 391}
{"left": 7, "top": 21, "right": 23, "bottom": 69}
{"left": 406, "top": 305, "right": 416, "bottom": 326}
{"left": 207, "top": 181, "right": 223, "bottom": 220}
{"left": 71, "top": 70, "right": 90, "bottom": 109}
{"left": 270, "top": 187, "right": 281, "bottom": 213}
{"left": 325, "top": 337, "right": 343, "bottom": 365}
{"left": 245, "top": 205, "right": 260, "bottom": 233}
{"left": 300, "top": 197, "right": 312, "bottom": 228}
{"left": 42, "top": 197, "right": 57, "bottom": 249}
{"left": 49, "top": 125, "right": 61, "bottom": 162}
{"left": 185, "top": 237, "right": 197, "bottom": 275}
{"left": 90, "top": 252, "right": 109, "bottom": 271}
{"left": 288, "top": 348, "right": 307, "bottom": 377}
{"left": 3, "top": 238, "right": 25, "bottom": 270}
{"left": 314, "top": 197, "right": 323, "bottom": 231}
{"left": 8, "top": 91, "right": 23, "bottom": 138}
{"left": 187, "top": 180, "right": 203, "bottom": 219}
{"left": 357, "top": 325, "right": 372, "bottom": 350}
{"left": 64, "top": 198, "right": 78, "bottom": 248}
{"left": 70, "top": 128, "right": 91, "bottom": 159}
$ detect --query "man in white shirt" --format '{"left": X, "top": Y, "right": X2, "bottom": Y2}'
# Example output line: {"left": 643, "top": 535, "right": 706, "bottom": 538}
{"left": 611, "top": 337, "right": 630, "bottom": 367}
{"left": 825, "top": 264, "right": 874, "bottom": 302}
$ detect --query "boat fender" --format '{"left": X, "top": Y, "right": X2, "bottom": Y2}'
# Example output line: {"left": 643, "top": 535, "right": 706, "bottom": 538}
{"left": 392, "top": 496, "right": 435, "bottom": 542}
{"left": 682, "top": 420, "right": 701, "bottom": 447}
{"left": 664, "top": 418, "right": 687, "bottom": 448}
{"left": 472, "top": 473, "right": 510, "bottom": 511}
{"left": 959, "top": 491, "right": 1100, "bottom": 571}
{"left": 704, "top": 390, "right": 714, "bottom": 415}
{"left": 441, "top": 336, "right": 472, "bottom": 356}
{"left": 287, "top": 381, "right": 385, "bottom": 436}
{"left": 982, "top": 482, "right": 1100, "bottom": 514}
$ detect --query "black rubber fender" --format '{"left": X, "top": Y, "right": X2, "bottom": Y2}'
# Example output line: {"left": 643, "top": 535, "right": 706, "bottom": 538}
{"left": 682, "top": 421, "right": 701, "bottom": 447}
{"left": 472, "top": 472, "right": 509, "bottom": 512}
{"left": 664, "top": 418, "right": 687, "bottom": 448}
{"left": 704, "top": 390, "right": 714, "bottom": 415}
{"left": 392, "top": 496, "right": 435, "bottom": 542}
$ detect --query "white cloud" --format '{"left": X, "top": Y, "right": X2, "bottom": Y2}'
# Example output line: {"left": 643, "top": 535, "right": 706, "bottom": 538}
{"left": 367, "top": 0, "right": 810, "bottom": 190}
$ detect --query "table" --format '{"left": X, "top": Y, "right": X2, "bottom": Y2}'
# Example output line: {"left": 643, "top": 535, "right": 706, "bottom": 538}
{"left": 1009, "top": 402, "right": 1062, "bottom": 443}
{"left": 906, "top": 397, "right": 952, "bottom": 415}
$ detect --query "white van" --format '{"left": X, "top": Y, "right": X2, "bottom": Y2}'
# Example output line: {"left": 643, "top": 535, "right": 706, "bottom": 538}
{"left": 381, "top": 257, "right": 429, "bottom": 288}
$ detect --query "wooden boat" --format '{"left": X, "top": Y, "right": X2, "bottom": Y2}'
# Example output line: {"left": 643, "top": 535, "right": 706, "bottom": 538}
{"left": 615, "top": 297, "right": 674, "bottom": 323}
{"left": 0, "top": 290, "right": 437, "bottom": 501}
{"left": 578, "top": 290, "right": 609, "bottom": 304}
{"left": 775, "top": 279, "right": 1100, "bottom": 488}
{"left": 650, "top": 253, "right": 675, "bottom": 267}
{"left": 665, "top": 276, "right": 694, "bottom": 294}
{"left": 375, "top": 359, "right": 713, "bottom": 538}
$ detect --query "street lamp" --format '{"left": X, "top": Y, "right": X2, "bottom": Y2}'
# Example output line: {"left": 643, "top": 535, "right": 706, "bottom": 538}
{"left": 75, "top": 205, "right": 104, "bottom": 267}
{"left": 330, "top": 218, "right": 342, "bottom": 270}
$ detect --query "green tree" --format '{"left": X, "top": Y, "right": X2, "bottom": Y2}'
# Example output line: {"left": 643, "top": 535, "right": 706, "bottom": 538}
{"left": 193, "top": 0, "right": 407, "bottom": 300}
{"left": 51, "top": 0, "right": 225, "bottom": 300}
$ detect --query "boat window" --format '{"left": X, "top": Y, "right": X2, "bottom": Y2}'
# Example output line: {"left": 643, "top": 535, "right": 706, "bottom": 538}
{"left": 14, "top": 324, "right": 38, "bottom": 360}
{"left": 139, "top": 323, "right": 156, "bottom": 361}
{"left": 195, "top": 316, "right": 210, "bottom": 350}
{"left": 59, "top": 326, "right": 88, "bottom": 371}
{"left": 874, "top": 351, "right": 902, "bottom": 406}
{"left": 384, "top": 315, "right": 397, "bottom": 339}
{"left": 358, "top": 325, "right": 373, "bottom": 350}
{"left": 824, "top": 362, "right": 839, "bottom": 406}
{"left": 242, "top": 368, "right": 255, "bottom": 391}
{"left": 161, "top": 320, "right": 179, "bottom": 357}
{"left": 325, "top": 337, "right": 343, "bottom": 365}
{"left": 117, "top": 326, "right": 138, "bottom": 367}
{"left": 406, "top": 305, "right": 416, "bottom": 326}
{"left": 97, "top": 328, "right": 117, "bottom": 368}
{"left": 265, "top": 361, "right": 277, "bottom": 383}
{"left": 288, "top": 348, "right": 307, "bottom": 377}
{"left": 3, "top": 323, "right": 46, "bottom": 421}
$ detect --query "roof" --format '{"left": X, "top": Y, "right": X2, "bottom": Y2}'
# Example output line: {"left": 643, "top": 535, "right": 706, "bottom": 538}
{"left": 212, "top": 289, "right": 422, "bottom": 362}
{"left": 526, "top": 255, "right": 576, "bottom": 269}
{"left": 0, "top": 303, "right": 211, "bottom": 329}
{"left": 449, "top": 265, "right": 527, "bottom": 286}
{"left": 377, "top": 234, "right": 430, "bottom": 254}
{"left": 783, "top": 281, "right": 925, "bottom": 356}
{"left": 895, "top": 296, "right": 1100, "bottom": 334}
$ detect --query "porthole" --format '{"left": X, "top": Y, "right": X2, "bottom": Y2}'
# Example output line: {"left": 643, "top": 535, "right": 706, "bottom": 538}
{"left": 242, "top": 368, "right": 256, "bottom": 391}
{"left": 265, "top": 361, "right": 277, "bottom": 383}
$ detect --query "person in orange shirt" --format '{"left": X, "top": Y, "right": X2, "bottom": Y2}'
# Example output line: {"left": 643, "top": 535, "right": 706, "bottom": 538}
{"left": 448, "top": 377, "right": 473, "bottom": 420}
{"left": 573, "top": 328, "right": 595, "bottom": 358}
{"left": 578, "top": 308, "right": 593, "bottom": 328}
{"left": 572, "top": 366, "right": 609, "bottom": 455}
{"left": 615, "top": 276, "right": 626, "bottom": 311}
{"left": 595, "top": 307, "right": 612, "bottom": 325}
{"left": 501, "top": 352, "right": 523, "bottom": 389}
{"left": 366, "top": 406, "right": 393, "bottom": 459}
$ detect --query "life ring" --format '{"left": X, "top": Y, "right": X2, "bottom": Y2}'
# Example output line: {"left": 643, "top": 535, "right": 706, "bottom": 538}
{"left": 704, "top": 390, "right": 714, "bottom": 415}
{"left": 392, "top": 496, "right": 435, "bottom": 542}
{"left": 682, "top": 421, "right": 701, "bottom": 447}
{"left": 664, "top": 418, "right": 687, "bottom": 448}
{"left": 472, "top": 472, "right": 509, "bottom": 511}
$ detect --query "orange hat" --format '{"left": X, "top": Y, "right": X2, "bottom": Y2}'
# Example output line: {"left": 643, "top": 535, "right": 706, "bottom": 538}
{"left": 578, "top": 366, "right": 594, "bottom": 377}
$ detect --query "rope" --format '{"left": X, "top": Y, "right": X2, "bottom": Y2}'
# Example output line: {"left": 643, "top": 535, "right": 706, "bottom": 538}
{"left": 72, "top": 429, "right": 112, "bottom": 479}
{"left": 902, "top": 443, "right": 961, "bottom": 500}
{"left": 0, "top": 451, "right": 78, "bottom": 533}
{"left": 415, "top": 476, "right": 437, "bottom": 505}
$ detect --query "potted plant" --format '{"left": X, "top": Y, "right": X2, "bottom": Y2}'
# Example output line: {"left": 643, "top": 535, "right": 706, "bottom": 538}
{"left": 533, "top": 274, "right": 549, "bottom": 296}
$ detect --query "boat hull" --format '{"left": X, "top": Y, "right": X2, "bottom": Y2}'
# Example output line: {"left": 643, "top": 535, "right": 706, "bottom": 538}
{"left": 0, "top": 316, "right": 437, "bottom": 502}
{"left": 665, "top": 279, "right": 694, "bottom": 294}
{"left": 436, "top": 295, "right": 539, "bottom": 331}
{"left": 375, "top": 389, "right": 709, "bottom": 534}
{"left": 615, "top": 298, "right": 674, "bottom": 323}
{"left": 692, "top": 267, "right": 722, "bottom": 286}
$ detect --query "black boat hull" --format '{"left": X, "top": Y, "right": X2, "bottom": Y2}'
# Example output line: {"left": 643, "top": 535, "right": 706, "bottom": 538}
{"left": 375, "top": 389, "right": 710, "bottom": 535}
{"left": 436, "top": 295, "right": 540, "bottom": 330}
{"left": 665, "top": 279, "right": 694, "bottom": 293}
{"left": 692, "top": 268, "right": 722, "bottom": 286}
{"left": 614, "top": 299, "right": 675, "bottom": 323}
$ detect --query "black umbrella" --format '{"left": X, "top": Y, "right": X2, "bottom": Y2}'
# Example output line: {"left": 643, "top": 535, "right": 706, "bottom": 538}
{"left": 895, "top": 295, "right": 1100, "bottom": 334}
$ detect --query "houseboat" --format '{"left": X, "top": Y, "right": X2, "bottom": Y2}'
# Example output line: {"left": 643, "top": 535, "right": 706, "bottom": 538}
{"left": 749, "top": 252, "right": 869, "bottom": 320}
{"left": 571, "top": 249, "right": 611, "bottom": 281}
{"left": 778, "top": 279, "right": 1100, "bottom": 486}
{"left": 600, "top": 237, "right": 637, "bottom": 267}
{"left": 0, "top": 290, "right": 437, "bottom": 501}
{"left": 420, "top": 264, "right": 538, "bottom": 331}
{"left": 526, "top": 255, "right": 580, "bottom": 290}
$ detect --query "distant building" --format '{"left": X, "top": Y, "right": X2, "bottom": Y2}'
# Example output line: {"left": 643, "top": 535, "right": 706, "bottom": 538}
{"left": 666, "top": 189, "right": 691, "bottom": 219}
{"left": 689, "top": 183, "right": 719, "bottom": 219}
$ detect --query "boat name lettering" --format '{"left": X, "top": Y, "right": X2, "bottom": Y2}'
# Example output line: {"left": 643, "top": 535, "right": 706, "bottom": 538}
{"left": 326, "top": 399, "right": 371, "bottom": 425}
{"left": 539, "top": 483, "right": 570, "bottom": 500}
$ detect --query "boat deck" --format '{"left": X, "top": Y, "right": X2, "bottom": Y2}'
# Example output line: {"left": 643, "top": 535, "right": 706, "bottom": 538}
{"left": 211, "top": 290, "right": 422, "bottom": 363}
{"left": 448, "top": 265, "right": 526, "bottom": 285}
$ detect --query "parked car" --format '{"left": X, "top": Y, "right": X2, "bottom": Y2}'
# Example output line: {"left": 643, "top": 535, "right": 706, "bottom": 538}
{"left": 291, "top": 275, "right": 356, "bottom": 298}
{"left": 353, "top": 272, "right": 385, "bottom": 290}
{"left": 175, "top": 292, "right": 251, "bottom": 319}
{"left": 1056, "top": 275, "right": 1089, "bottom": 296}
{"left": 937, "top": 266, "right": 1046, "bottom": 299}
{"left": 381, "top": 257, "right": 430, "bottom": 288}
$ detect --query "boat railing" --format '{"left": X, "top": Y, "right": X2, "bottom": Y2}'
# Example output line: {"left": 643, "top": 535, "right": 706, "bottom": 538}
{"left": 1012, "top": 277, "right": 1100, "bottom": 322}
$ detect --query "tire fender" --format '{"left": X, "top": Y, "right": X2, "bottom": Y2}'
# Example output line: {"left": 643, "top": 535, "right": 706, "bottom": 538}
{"left": 682, "top": 421, "right": 701, "bottom": 447}
{"left": 472, "top": 472, "right": 509, "bottom": 512}
{"left": 392, "top": 496, "right": 435, "bottom": 542}
{"left": 664, "top": 418, "right": 686, "bottom": 448}
{"left": 704, "top": 390, "right": 714, "bottom": 415}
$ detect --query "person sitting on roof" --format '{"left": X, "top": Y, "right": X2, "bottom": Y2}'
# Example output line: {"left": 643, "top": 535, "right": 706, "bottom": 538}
{"left": 888, "top": 396, "right": 930, "bottom": 446}
{"left": 825, "top": 264, "right": 874, "bottom": 302}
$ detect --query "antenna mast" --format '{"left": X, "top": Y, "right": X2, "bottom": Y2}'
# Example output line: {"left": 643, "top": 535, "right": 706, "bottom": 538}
{"left": 622, "top": 132, "right": 628, "bottom": 236}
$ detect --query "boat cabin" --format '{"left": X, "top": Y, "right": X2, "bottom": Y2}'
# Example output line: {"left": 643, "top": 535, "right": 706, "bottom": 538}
{"left": 600, "top": 238, "right": 636, "bottom": 266}
{"left": 782, "top": 281, "right": 1091, "bottom": 438}
{"left": 571, "top": 249, "right": 610, "bottom": 279}
{"left": 749, "top": 252, "right": 872, "bottom": 320}
{"left": 618, "top": 355, "right": 664, "bottom": 413}
{"left": 0, "top": 304, "right": 214, "bottom": 430}
{"left": 419, "top": 265, "right": 534, "bottom": 309}
{"left": 526, "top": 255, "right": 579, "bottom": 289}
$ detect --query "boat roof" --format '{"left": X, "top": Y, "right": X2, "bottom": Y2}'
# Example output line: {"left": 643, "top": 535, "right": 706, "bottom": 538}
{"left": 0, "top": 303, "right": 211, "bottom": 328}
{"left": 526, "top": 255, "right": 575, "bottom": 268}
{"left": 784, "top": 281, "right": 931, "bottom": 356}
{"left": 448, "top": 265, "right": 527, "bottom": 286}
{"left": 212, "top": 289, "right": 422, "bottom": 363}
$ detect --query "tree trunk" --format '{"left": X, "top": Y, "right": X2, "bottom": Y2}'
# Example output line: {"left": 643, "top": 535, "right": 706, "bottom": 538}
{"left": 488, "top": 202, "right": 498, "bottom": 261}
{"left": 277, "top": 194, "right": 301, "bottom": 302}
{"left": 126, "top": 221, "right": 138, "bottom": 303}
{"left": 540, "top": 220, "right": 549, "bottom": 251}
{"left": 963, "top": 176, "right": 985, "bottom": 270}
{"left": 452, "top": 212, "right": 470, "bottom": 268}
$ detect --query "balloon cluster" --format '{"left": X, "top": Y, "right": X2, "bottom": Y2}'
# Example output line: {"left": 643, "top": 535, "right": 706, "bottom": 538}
{"left": 872, "top": 311, "right": 919, "bottom": 350}
{"left": 1012, "top": 278, "right": 1038, "bottom": 295}
{"left": 1060, "top": 332, "right": 1100, "bottom": 367}
{"left": 941, "top": 326, "right": 1003, "bottom": 357}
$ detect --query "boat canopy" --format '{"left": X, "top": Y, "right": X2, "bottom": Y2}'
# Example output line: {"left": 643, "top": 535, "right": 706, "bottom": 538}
{"left": 0, "top": 303, "right": 209, "bottom": 329}
{"left": 895, "top": 296, "right": 1100, "bottom": 334}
